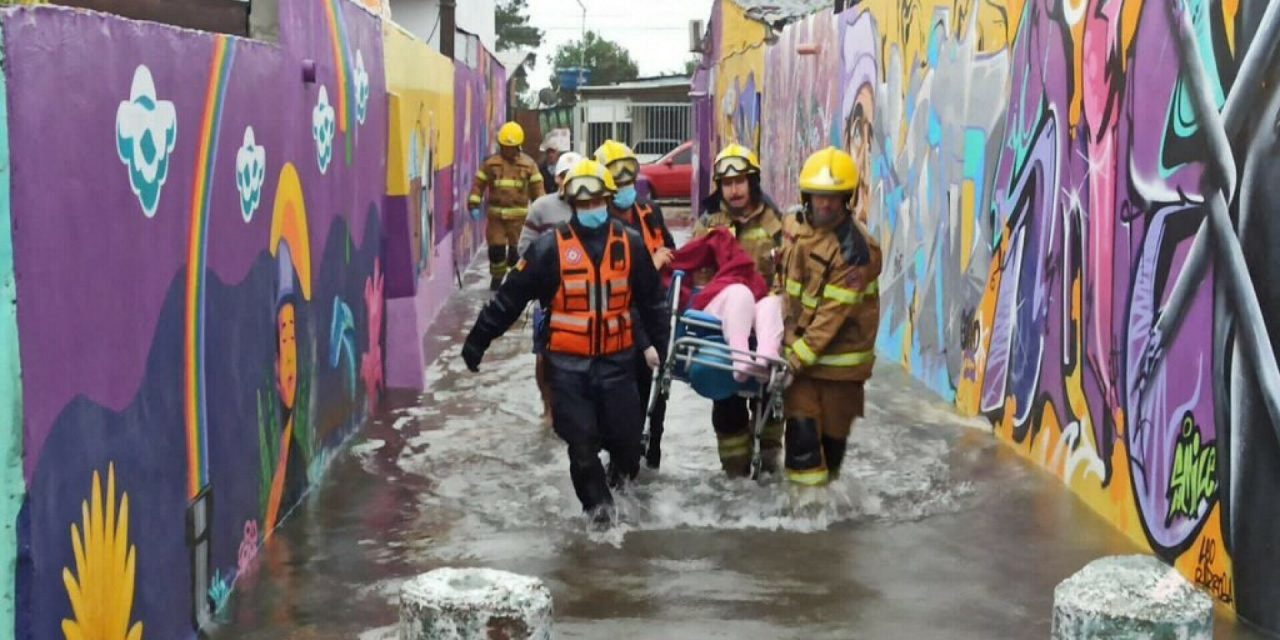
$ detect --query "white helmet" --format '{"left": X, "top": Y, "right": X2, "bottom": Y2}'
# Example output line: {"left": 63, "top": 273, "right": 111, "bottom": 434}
{"left": 554, "top": 152, "right": 583, "bottom": 179}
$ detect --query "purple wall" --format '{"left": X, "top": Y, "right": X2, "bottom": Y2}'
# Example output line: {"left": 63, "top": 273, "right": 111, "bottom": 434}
{"left": 4, "top": 0, "right": 387, "bottom": 636}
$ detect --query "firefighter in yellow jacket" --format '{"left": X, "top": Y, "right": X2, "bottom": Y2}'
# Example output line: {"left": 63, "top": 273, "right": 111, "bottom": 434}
{"left": 693, "top": 143, "right": 786, "bottom": 477}
{"left": 469, "top": 122, "right": 546, "bottom": 290}
{"left": 779, "top": 147, "right": 881, "bottom": 486}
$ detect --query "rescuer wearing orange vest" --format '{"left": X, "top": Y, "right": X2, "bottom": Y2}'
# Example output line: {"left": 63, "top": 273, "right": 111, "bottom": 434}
{"left": 469, "top": 121, "right": 546, "bottom": 290}
{"left": 462, "top": 159, "right": 670, "bottom": 528}
{"left": 779, "top": 147, "right": 881, "bottom": 486}
{"left": 595, "top": 140, "right": 676, "bottom": 469}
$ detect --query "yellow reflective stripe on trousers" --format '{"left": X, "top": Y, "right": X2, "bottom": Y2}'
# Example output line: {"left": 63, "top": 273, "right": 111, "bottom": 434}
{"left": 468, "top": 194, "right": 482, "bottom": 205}
{"left": 491, "top": 206, "right": 528, "bottom": 218}
{"left": 494, "top": 179, "right": 525, "bottom": 188}
{"left": 717, "top": 433, "right": 752, "bottom": 458}
{"left": 786, "top": 467, "right": 829, "bottom": 486}
{"left": 789, "top": 339, "right": 817, "bottom": 366}
{"left": 823, "top": 279, "right": 880, "bottom": 305}
{"left": 816, "top": 350, "right": 874, "bottom": 366}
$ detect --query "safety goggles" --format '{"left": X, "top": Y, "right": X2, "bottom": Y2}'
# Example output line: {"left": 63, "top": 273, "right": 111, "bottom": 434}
{"left": 714, "top": 155, "right": 756, "bottom": 179}
{"left": 564, "top": 175, "right": 610, "bottom": 201}
{"left": 608, "top": 158, "right": 640, "bottom": 185}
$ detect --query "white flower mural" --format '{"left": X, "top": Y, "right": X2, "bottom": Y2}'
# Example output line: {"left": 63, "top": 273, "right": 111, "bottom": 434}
{"left": 116, "top": 65, "right": 177, "bottom": 218}
{"left": 313, "top": 86, "right": 336, "bottom": 174}
{"left": 235, "top": 126, "right": 266, "bottom": 222}
{"left": 354, "top": 50, "right": 370, "bottom": 125}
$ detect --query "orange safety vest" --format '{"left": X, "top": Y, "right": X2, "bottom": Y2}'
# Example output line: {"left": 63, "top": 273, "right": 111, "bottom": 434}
{"left": 547, "top": 222, "right": 635, "bottom": 356}
{"left": 632, "top": 204, "right": 667, "bottom": 256}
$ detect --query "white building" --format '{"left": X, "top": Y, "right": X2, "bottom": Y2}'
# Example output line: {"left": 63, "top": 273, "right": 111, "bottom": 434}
{"left": 389, "top": 0, "right": 497, "bottom": 61}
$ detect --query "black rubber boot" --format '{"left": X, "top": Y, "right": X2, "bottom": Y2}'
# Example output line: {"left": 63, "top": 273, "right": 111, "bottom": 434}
{"left": 822, "top": 436, "right": 848, "bottom": 480}
{"left": 644, "top": 434, "right": 661, "bottom": 470}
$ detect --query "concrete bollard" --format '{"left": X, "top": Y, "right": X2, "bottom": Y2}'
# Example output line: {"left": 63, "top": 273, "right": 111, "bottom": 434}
{"left": 399, "top": 567, "right": 553, "bottom": 640}
{"left": 1052, "top": 555, "right": 1213, "bottom": 639}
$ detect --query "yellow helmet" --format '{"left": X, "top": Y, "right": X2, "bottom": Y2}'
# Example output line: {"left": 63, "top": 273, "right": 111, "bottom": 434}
{"left": 798, "top": 147, "right": 859, "bottom": 194}
{"left": 562, "top": 159, "right": 618, "bottom": 202}
{"left": 497, "top": 121, "right": 525, "bottom": 147}
{"left": 713, "top": 143, "right": 761, "bottom": 180}
{"left": 593, "top": 139, "right": 640, "bottom": 186}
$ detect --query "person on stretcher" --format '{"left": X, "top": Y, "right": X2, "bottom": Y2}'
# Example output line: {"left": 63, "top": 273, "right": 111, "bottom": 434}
{"left": 665, "top": 228, "right": 784, "bottom": 384}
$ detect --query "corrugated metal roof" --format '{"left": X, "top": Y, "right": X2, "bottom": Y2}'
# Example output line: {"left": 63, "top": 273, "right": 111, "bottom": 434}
{"left": 733, "top": 0, "right": 829, "bottom": 27}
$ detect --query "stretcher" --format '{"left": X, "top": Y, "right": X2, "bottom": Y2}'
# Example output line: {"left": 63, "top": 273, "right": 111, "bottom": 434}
{"left": 643, "top": 270, "right": 791, "bottom": 480}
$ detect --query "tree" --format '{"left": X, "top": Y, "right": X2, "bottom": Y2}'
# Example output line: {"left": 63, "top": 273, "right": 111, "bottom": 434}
{"left": 496, "top": 0, "right": 543, "bottom": 109}
{"left": 495, "top": 0, "right": 543, "bottom": 51}
{"left": 551, "top": 31, "right": 640, "bottom": 91}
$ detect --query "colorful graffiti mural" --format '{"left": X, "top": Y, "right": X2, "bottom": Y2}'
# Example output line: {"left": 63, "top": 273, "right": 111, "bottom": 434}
{"left": 380, "top": 23, "right": 505, "bottom": 391}
{"left": 742, "top": 0, "right": 1280, "bottom": 631}
{"left": 4, "top": 0, "right": 387, "bottom": 636}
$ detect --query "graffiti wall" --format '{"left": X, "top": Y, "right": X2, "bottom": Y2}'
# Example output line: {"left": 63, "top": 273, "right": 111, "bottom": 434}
{"left": 382, "top": 22, "right": 457, "bottom": 390}
{"left": 453, "top": 49, "right": 507, "bottom": 280}
{"left": 694, "top": 0, "right": 767, "bottom": 204}
{"left": 761, "top": 11, "right": 841, "bottom": 206}
{"left": 747, "top": 0, "right": 1280, "bottom": 631}
{"left": 3, "top": 0, "right": 388, "bottom": 636}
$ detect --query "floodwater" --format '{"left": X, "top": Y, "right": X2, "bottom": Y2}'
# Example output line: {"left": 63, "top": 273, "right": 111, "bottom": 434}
{"left": 210, "top": 229, "right": 1264, "bottom": 640}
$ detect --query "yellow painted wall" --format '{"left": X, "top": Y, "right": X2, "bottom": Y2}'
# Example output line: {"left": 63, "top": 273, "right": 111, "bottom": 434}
{"left": 714, "top": 0, "right": 767, "bottom": 154}
{"left": 383, "top": 22, "right": 455, "bottom": 197}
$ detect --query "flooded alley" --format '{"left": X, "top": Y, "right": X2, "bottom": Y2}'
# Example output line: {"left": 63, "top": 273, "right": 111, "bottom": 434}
{"left": 207, "top": 259, "right": 1262, "bottom": 640}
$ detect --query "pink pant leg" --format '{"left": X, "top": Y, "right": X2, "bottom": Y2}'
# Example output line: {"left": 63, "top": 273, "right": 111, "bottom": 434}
{"left": 700, "top": 284, "right": 758, "bottom": 382}
{"left": 753, "top": 294, "right": 784, "bottom": 361}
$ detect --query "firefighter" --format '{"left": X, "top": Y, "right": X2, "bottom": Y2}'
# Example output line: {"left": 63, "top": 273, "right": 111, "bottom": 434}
{"left": 469, "top": 121, "right": 546, "bottom": 290}
{"left": 519, "top": 150, "right": 582, "bottom": 424}
{"left": 779, "top": 147, "right": 881, "bottom": 486}
{"left": 692, "top": 143, "right": 786, "bottom": 477}
{"left": 595, "top": 140, "right": 676, "bottom": 469}
{"left": 462, "top": 159, "right": 670, "bottom": 527}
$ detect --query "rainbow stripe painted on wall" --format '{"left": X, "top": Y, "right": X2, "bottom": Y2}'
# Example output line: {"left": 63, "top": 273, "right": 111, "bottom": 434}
{"left": 323, "top": 0, "right": 356, "bottom": 162}
{"left": 184, "top": 35, "right": 236, "bottom": 500}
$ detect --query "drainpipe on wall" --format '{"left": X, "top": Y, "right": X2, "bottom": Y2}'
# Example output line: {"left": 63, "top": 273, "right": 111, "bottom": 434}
{"left": 440, "top": 0, "right": 456, "bottom": 59}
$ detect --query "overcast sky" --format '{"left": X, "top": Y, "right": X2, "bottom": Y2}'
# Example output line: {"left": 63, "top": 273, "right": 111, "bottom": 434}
{"left": 523, "top": 0, "right": 715, "bottom": 87}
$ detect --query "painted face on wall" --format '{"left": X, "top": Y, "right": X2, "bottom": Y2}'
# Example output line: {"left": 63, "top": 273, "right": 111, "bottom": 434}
{"left": 844, "top": 91, "right": 874, "bottom": 222}
{"left": 276, "top": 302, "right": 298, "bottom": 410}
{"left": 721, "top": 175, "right": 752, "bottom": 213}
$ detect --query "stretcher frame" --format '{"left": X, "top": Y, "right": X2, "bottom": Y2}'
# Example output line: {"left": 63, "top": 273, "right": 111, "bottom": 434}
{"left": 642, "top": 270, "right": 791, "bottom": 479}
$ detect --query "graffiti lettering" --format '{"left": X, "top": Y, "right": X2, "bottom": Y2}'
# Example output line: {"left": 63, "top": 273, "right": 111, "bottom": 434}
{"left": 1195, "top": 537, "right": 1234, "bottom": 605}
{"left": 959, "top": 307, "right": 981, "bottom": 352}
{"left": 1165, "top": 412, "right": 1217, "bottom": 526}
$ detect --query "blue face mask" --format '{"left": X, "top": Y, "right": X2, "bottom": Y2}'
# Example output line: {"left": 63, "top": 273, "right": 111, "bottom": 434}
{"left": 577, "top": 207, "right": 609, "bottom": 229}
{"left": 613, "top": 185, "right": 638, "bottom": 209}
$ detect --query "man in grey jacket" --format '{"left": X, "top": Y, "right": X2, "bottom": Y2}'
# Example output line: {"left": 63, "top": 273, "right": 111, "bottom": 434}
{"left": 519, "top": 151, "right": 581, "bottom": 421}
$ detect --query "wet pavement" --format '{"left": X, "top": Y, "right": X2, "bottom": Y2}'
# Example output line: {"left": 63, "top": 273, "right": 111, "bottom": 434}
{"left": 209, "top": 230, "right": 1265, "bottom": 640}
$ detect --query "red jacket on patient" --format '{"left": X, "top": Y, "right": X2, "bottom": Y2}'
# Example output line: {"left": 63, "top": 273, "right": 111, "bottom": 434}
{"left": 665, "top": 229, "right": 769, "bottom": 312}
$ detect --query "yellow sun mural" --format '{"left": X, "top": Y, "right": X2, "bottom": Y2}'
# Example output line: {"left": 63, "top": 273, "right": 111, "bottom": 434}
{"left": 61, "top": 463, "right": 143, "bottom": 640}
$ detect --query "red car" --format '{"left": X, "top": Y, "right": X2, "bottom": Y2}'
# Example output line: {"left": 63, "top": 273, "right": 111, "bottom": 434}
{"left": 638, "top": 141, "right": 693, "bottom": 201}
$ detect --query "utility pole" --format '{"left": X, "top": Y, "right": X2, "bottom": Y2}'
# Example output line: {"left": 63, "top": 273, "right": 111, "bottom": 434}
{"left": 440, "top": 0, "right": 456, "bottom": 59}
